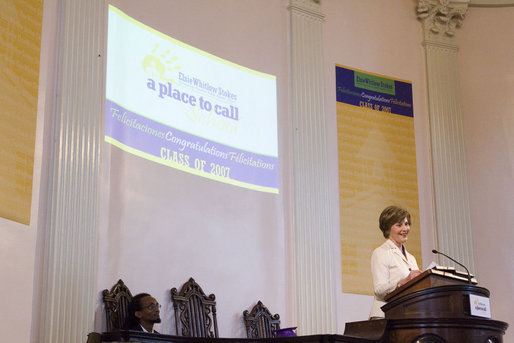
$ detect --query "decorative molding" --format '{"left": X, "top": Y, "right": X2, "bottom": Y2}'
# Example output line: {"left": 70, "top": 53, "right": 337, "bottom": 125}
{"left": 417, "top": 0, "right": 469, "bottom": 38}
{"left": 288, "top": 0, "right": 324, "bottom": 19}
{"left": 38, "top": 0, "right": 104, "bottom": 342}
{"left": 423, "top": 43, "right": 476, "bottom": 276}
{"left": 417, "top": 0, "right": 477, "bottom": 278}
{"left": 288, "top": 0, "right": 336, "bottom": 335}
{"left": 470, "top": 0, "right": 514, "bottom": 6}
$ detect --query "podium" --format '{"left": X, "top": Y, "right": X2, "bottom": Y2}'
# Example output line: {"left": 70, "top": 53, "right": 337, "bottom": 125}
{"left": 344, "top": 269, "right": 509, "bottom": 343}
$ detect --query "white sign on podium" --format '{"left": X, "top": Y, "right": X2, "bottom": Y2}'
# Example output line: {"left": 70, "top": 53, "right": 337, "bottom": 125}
{"left": 469, "top": 294, "right": 491, "bottom": 318}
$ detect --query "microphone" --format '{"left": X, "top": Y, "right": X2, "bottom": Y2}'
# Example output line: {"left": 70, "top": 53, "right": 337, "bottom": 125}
{"left": 432, "top": 249, "right": 472, "bottom": 284}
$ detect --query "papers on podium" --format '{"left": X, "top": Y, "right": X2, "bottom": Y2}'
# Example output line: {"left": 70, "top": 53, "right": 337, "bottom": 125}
{"left": 426, "top": 261, "right": 478, "bottom": 284}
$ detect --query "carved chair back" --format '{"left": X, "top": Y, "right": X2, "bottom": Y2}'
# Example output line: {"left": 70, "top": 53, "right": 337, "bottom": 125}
{"left": 102, "top": 279, "right": 133, "bottom": 331}
{"left": 171, "top": 277, "right": 219, "bottom": 338}
{"left": 243, "top": 300, "right": 281, "bottom": 338}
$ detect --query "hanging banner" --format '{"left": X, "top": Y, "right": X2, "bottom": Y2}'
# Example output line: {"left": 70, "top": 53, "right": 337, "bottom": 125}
{"left": 336, "top": 65, "right": 422, "bottom": 295}
{"left": 0, "top": 0, "right": 43, "bottom": 225}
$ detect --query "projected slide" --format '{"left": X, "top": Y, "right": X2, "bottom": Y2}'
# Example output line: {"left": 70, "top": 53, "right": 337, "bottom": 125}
{"left": 105, "top": 6, "right": 278, "bottom": 193}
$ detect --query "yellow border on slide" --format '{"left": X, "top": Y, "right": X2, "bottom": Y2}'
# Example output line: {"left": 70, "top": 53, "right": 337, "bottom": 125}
{"left": 109, "top": 5, "right": 276, "bottom": 80}
{"left": 105, "top": 136, "right": 279, "bottom": 194}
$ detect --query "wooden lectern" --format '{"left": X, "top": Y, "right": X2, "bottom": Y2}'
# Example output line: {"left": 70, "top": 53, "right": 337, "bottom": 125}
{"left": 344, "top": 269, "right": 509, "bottom": 343}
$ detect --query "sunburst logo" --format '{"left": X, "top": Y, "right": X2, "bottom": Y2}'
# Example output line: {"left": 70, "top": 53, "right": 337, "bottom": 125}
{"left": 142, "top": 43, "right": 181, "bottom": 82}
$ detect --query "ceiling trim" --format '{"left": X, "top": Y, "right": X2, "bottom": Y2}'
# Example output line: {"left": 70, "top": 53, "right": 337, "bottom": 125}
{"left": 469, "top": 0, "right": 514, "bottom": 7}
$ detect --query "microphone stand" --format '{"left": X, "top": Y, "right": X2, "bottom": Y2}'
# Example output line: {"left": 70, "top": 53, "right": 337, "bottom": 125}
{"left": 432, "top": 249, "right": 472, "bottom": 284}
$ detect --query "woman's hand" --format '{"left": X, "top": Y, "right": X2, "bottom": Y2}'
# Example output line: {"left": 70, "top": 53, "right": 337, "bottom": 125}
{"left": 398, "top": 270, "right": 422, "bottom": 288}
{"left": 408, "top": 269, "right": 422, "bottom": 280}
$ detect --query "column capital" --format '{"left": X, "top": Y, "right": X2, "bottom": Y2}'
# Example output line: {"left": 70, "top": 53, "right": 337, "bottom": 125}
{"left": 290, "top": 0, "right": 321, "bottom": 6}
{"left": 417, "top": 0, "right": 469, "bottom": 43}
{"left": 288, "top": 0, "right": 324, "bottom": 19}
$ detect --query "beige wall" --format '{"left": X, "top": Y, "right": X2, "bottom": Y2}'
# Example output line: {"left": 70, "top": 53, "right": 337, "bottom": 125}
{"left": 458, "top": 6, "right": 514, "bottom": 340}
{"left": 0, "top": 1, "right": 511, "bottom": 341}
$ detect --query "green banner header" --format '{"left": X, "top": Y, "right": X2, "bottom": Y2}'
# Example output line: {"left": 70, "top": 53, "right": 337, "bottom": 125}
{"left": 354, "top": 71, "right": 395, "bottom": 95}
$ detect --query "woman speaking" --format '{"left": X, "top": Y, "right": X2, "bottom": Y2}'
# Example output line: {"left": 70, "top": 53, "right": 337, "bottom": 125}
{"left": 369, "top": 205, "right": 422, "bottom": 319}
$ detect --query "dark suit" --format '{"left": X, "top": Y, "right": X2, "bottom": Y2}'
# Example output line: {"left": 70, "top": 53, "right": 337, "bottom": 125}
{"left": 128, "top": 323, "right": 159, "bottom": 334}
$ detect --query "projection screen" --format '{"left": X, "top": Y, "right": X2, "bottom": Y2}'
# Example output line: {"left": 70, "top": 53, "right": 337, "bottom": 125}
{"left": 105, "top": 5, "right": 279, "bottom": 193}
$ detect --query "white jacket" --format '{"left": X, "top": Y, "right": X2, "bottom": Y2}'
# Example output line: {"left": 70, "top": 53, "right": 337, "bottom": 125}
{"left": 369, "top": 239, "right": 419, "bottom": 318}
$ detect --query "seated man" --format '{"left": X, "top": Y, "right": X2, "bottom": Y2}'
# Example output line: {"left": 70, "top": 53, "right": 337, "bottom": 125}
{"left": 126, "top": 293, "right": 161, "bottom": 333}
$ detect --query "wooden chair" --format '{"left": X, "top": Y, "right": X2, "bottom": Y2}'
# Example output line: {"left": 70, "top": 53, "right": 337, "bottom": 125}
{"left": 243, "top": 300, "right": 281, "bottom": 338}
{"left": 86, "top": 332, "right": 102, "bottom": 343}
{"left": 102, "top": 279, "right": 133, "bottom": 331}
{"left": 170, "top": 277, "right": 219, "bottom": 337}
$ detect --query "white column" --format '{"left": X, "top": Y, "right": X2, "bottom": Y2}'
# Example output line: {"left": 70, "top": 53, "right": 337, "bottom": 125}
{"left": 288, "top": 0, "right": 336, "bottom": 334}
{"left": 38, "top": 1, "right": 104, "bottom": 342}
{"left": 417, "top": 0, "right": 476, "bottom": 274}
